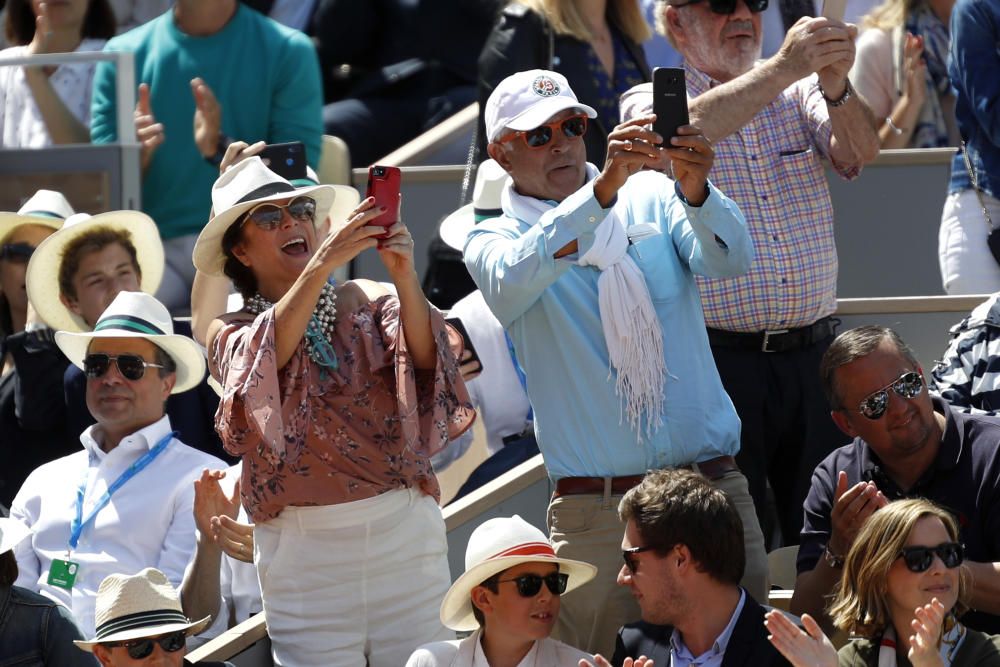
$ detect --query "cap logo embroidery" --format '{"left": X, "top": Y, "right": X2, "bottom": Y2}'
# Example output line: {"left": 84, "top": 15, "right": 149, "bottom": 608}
{"left": 532, "top": 76, "right": 560, "bottom": 97}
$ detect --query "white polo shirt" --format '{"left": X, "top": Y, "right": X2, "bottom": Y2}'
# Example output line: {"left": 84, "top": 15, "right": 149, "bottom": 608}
{"left": 11, "top": 415, "right": 225, "bottom": 636}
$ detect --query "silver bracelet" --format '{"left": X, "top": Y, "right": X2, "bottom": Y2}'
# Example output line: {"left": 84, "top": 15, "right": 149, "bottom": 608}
{"left": 818, "top": 79, "right": 854, "bottom": 107}
{"left": 885, "top": 116, "right": 905, "bottom": 135}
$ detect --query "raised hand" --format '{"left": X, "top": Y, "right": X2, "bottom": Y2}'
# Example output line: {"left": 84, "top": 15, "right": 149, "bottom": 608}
{"left": 211, "top": 514, "right": 255, "bottom": 563}
{"left": 580, "top": 655, "right": 654, "bottom": 667}
{"left": 134, "top": 83, "right": 165, "bottom": 171}
{"left": 777, "top": 17, "right": 857, "bottom": 87}
{"left": 192, "top": 468, "right": 240, "bottom": 539}
{"left": 192, "top": 77, "right": 222, "bottom": 158}
{"left": 593, "top": 114, "right": 665, "bottom": 207}
{"left": 312, "top": 196, "right": 385, "bottom": 274}
{"left": 666, "top": 124, "right": 713, "bottom": 206}
{"left": 218, "top": 139, "right": 266, "bottom": 175}
{"left": 828, "top": 470, "right": 887, "bottom": 557}
{"left": 766, "top": 610, "right": 839, "bottom": 667}
{"left": 908, "top": 598, "right": 946, "bottom": 667}
{"left": 25, "top": 2, "right": 54, "bottom": 57}
{"left": 901, "top": 33, "right": 927, "bottom": 111}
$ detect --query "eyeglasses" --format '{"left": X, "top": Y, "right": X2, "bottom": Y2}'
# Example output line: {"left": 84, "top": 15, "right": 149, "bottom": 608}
{"left": 623, "top": 545, "right": 656, "bottom": 574}
{"left": 671, "top": 0, "right": 768, "bottom": 13}
{"left": 496, "top": 572, "right": 569, "bottom": 597}
{"left": 898, "top": 542, "right": 964, "bottom": 573}
{"left": 497, "top": 114, "right": 588, "bottom": 149}
{"left": 84, "top": 353, "right": 165, "bottom": 381}
{"left": 857, "top": 371, "right": 924, "bottom": 420}
{"left": 104, "top": 630, "right": 186, "bottom": 660}
{"left": 242, "top": 195, "right": 316, "bottom": 231}
{"left": 0, "top": 242, "right": 36, "bottom": 263}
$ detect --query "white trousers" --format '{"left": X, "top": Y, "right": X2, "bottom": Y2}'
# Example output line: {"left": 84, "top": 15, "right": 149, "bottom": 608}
{"left": 939, "top": 189, "right": 1000, "bottom": 295}
{"left": 254, "top": 489, "right": 453, "bottom": 667}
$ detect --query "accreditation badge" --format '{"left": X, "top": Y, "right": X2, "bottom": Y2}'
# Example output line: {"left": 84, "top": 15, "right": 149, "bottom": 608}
{"left": 48, "top": 558, "right": 80, "bottom": 590}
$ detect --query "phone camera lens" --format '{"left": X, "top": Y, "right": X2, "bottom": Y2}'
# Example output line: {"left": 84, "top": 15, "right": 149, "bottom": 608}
{"left": 374, "top": 167, "right": 385, "bottom": 176}
{"left": 286, "top": 158, "right": 294, "bottom": 166}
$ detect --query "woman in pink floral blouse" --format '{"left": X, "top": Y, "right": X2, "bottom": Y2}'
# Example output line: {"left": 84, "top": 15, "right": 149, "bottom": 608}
{"left": 192, "top": 156, "right": 474, "bottom": 667}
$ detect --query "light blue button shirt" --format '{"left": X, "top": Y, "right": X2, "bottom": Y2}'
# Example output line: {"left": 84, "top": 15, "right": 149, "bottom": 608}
{"left": 464, "top": 170, "right": 753, "bottom": 479}
{"left": 669, "top": 589, "right": 747, "bottom": 667}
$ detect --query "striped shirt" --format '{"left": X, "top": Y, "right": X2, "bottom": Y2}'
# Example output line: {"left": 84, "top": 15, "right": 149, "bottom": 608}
{"left": 931, "top": 294, "right": 1000, "bottom": 411}
{"left": 685, "top": 65, "right": 860, "bottom": 332}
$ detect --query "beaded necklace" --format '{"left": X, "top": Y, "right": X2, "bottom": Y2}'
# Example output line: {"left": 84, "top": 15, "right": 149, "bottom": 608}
{"left": 244, "top": 281, "right": 339, "bottom": 371}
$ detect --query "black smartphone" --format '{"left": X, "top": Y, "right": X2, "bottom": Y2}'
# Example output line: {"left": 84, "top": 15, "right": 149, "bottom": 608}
{"left": 259, "top": 141, "right": 307, "bottom": 181}
{"left": 652, "top": 67, "right": 690, "bottom": 144}
{"left": 445, "top": 317, "right": 482, "bottom": 373}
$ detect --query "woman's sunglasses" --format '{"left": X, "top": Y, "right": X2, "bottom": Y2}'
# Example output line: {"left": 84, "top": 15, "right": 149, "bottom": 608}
{"left": 84, "top": 353, "right": 164, "bottom": 382}
{"left": 898, "top": 542, "right": 964, "bottom": 573}
{"left": 242, "top": 195, "right": 316, "bottom": 231}
{"left": 105, "top": 630, "right": 186, "bottom": 660}
{"left": 857, "top": 371, "right": 924, "bottom": 420}
{"left": 0, "top": 242, "right": 36, "bottom": 263}
{"left": 496, "top": 572, "right": 569, "bottom": 597}
{"left": 672, "top": 0, "right": 768, "bottom": 14}
{"left": 497, "top": 114, "right": 588, "bottom": 149}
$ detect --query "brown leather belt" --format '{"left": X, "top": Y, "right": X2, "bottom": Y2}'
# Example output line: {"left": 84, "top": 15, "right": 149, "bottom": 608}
{"left": 552, "top": 455, "right": 739, "bottom": 497}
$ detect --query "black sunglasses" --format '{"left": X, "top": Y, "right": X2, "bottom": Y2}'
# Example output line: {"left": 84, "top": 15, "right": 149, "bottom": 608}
{"left": 84, "top": 353, "right": 165, "bottom": 382}
{"left": 623, "top": 545, "right": 656, "bottom": 574}
{"left": 672, "top": 0, "right": 768, "bottom": 13}
{"left": 857, "top": 371, "right": 924, "bottom": 420}
{"left": 0, "top": 242, "right": 36, "bottom": 263}
{"left": 498, "top": 114, "right": 589, "bottom": 149}
{"left": 899, "top": 542, "right": 964, "bottom": 573}
{"left": 496, "top": 572, "right": 569, "bottom": 597}
{"left": 105, "top": 630, "right": 186, "bottom": 660}
{"left": 242, "top": 195, "right": 316, "bottom": 231}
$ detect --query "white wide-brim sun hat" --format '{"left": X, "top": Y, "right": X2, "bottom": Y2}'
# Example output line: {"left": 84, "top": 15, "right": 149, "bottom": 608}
{"left": 0, "top": 189, "right": 74, "bottom": 241}
{"left": 192, "top": 156, "right": 361, "bottom": 276}
{"left": 55, "top": 291, "right": 206, "bottom": 394}
{"left": 75, "top": 567, "right": 211, "bottom": 651}
{"left": 439, "top": 515, "right": 597, "bottom": 632}
{"left": 439, "top": 159, "right": 509, "bottom": 252}
{"left": 27, "top": 210, "right": 164, "bottom": 333}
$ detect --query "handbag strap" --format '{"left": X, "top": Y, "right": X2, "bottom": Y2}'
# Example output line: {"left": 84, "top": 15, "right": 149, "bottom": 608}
{"left": 963, "top": 141, "right": 994, "bottom": 231}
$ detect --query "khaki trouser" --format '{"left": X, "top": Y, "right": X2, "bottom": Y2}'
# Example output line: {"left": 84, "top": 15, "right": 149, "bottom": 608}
{"left": 547, "top": 469, "right": 768, "bottom": 657}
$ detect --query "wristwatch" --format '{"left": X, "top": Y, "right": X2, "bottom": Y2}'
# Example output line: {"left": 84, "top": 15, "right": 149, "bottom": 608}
{"left": 204, "top": 132, "right": 232, "bottom": 167}
{"left": 823, "top": 544, "right": 845, "bottom": 569}
{"left": 818, "top": 79, "right": 854, "bottom": 108}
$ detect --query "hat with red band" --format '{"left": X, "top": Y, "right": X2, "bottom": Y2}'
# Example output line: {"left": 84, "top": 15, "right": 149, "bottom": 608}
{"left": 438, "top": 515, "right": 597, "bottom": 631}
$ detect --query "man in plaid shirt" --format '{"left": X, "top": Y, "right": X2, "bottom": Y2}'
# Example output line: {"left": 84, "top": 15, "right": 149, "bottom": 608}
{"left": 622, "top": 0, "right": 880, "bottom": 546}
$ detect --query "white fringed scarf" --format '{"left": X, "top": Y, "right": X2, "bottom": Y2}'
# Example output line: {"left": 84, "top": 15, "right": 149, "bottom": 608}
{"left": 877, "top": 618, "right": 966, "bottom": 666}
{"left": 501, "top": 164, "right": 666, "bottom": 439}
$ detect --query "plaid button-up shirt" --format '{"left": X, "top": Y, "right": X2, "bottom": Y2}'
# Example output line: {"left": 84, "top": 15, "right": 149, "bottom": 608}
{"left": 686, "top": 65, "right": 860, "bottom": 332}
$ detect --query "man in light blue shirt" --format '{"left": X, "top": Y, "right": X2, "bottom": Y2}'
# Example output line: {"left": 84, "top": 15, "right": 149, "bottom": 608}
{"left": 464, "top": 69, "right": 768, "bottom": 657}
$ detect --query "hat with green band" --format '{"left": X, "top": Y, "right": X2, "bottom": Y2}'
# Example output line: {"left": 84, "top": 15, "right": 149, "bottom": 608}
{"left": 55, "top": 291, "right": 206, "bottom": 394}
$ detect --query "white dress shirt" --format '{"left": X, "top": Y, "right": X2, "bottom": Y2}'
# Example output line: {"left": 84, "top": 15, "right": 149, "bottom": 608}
{"left": 11, "top": 415, "right": 225, "bottom": 636}
{"left": 406, "top": 628, "right": 592, "bottom": 666}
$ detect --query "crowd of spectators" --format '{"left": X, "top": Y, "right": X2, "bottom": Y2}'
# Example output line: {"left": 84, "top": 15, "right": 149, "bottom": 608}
{"left": 1, "top": 0, "right": 999, "bottom": 665}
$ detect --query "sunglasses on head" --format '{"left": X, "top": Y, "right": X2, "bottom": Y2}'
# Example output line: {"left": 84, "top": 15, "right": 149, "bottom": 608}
{"left": 672, "top": 0, "right": 768, "bottom": 13}
{"left": 84, "top": 353, "right": 164, "bottom": 382}
{"left": 0, "top": 242, "right": 36, "bottom": 263}
{"left": 497, "top": 114, "right": 588, "bottom": 150}
{"left": 496, "top": 572, "right": 569, "bottom": 597}
{"left": 622, "top": 545, "right": 656, "bottom": 574}
{"left": 898, "top": 542, "right": 964, "bottom": 573}
{"left": 242, "top": 195, "right": 316, "bottom": 231}
{"left": 857, "top": 371, "right": 924, "bottom": 420}
{"left": 104, "top": 629, "right": 186, "bottom": 660}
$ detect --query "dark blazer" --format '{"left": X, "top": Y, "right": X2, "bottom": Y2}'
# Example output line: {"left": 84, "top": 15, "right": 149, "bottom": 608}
{"left": 612, "top": 593, "right": 792, "bottom": 667}
{"left": 475, "top": 2, "right": 651, "bottom": 167}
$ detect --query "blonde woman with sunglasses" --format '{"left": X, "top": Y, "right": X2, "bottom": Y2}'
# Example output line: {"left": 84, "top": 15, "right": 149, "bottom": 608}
{"left": 766, "top": 498, "right": 1000, "bottom": 666}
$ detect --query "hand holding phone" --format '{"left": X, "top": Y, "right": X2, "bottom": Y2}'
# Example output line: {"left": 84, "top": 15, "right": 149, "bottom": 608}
{"left": 365, "top": 165, "right": 401, "bottom": 239}
{"left": 652, "top": 67, "right": 690, "bottom": 146}
{"left": 821, "top": 0, "right": 847, "bottom": 21}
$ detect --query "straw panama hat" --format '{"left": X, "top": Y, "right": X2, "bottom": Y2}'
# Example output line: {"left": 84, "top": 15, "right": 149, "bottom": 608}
{"left": 55, "top": 291, "right": 206, "bottom": 394}
{"left": 26, "top": 210, "right": 165, "bottom": 333}
{"left": 439, "top": 515, "right": 597, "bottom": 632}
{"left": 439, "top": 159, "right": 509, "bottom": 252}
{"left": 75, "top": 567, "right": 211, "bottom": 651}
{"left": 192, "top": 156, "right": 361, "bottom": 276}
{"left": 0, "top": 517, "right": 31, "bottom": 556}
{"left": 0, "top": 189, "right": 74, "bottom": 241}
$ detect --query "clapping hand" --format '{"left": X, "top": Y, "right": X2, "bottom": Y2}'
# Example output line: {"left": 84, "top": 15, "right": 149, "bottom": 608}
{"left": 766, "top": 610, "right": 838, "bottom": 667}
{"left": 580, "top": 655, "right": 654, "bottom": 667}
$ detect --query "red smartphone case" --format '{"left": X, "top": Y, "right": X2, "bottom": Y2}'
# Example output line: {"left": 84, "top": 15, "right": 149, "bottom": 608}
{"left": 366, "top": 165, "right": 401, "bottom": 231}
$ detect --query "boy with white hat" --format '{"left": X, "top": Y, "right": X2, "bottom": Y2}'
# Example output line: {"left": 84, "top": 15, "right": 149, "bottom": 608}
{"left": 75, "top": 567, "right": 231, "bottom": 666}
{"left": 10, "top": 291, "right": 225, "bottom": 636}
{"left": 407, "top": 515, "right": 597, "bottom": 667}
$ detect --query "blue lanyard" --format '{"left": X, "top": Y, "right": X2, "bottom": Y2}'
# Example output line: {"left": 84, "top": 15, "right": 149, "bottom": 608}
{"left": 504, "top": 332, "right": 533, "bottom": 422}
{"left": 69, "top": 431, "right": 175, "bottom": 550}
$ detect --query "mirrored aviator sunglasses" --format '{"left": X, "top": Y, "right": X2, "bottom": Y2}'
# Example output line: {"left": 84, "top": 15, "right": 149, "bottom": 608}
{"left": 858, "top": 371, "right": 924, "bottom": 420}
{"left": 899, "top": 542, "right": 964, "bottom": 573}
{"left": 672, "top": 0, "right": 768, "bottom": 13}
{"left": 499, "top": 115, "right": 588, "bottom": 149}
{"left": 106, "top": 630, "right": 187, "bottom": 660}
{"left": 84, "top": 353, "right": 164, "bottom": 381}
{"left": 243, "top": 195, "right": 317, "bottom": 231}
{"left": 497, "top": 572, "right": 569, "bottom": 597}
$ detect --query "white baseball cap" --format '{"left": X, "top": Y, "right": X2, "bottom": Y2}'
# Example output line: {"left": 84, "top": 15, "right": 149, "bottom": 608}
{"left": 484, "top": 69, "right": 597, "bottom": 143}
